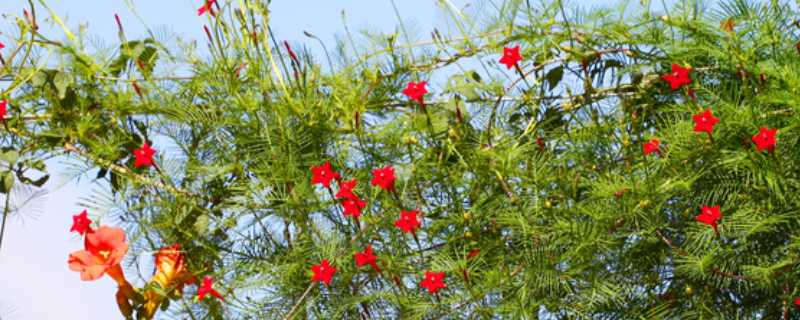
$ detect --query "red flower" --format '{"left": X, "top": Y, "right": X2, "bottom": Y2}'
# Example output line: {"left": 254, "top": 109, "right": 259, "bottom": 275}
{"left": 197, "top": 276, "right": 225, "bottom": 301}
{"left": 467, "top": 249, "right": 480, "bottom": 259}
{"left": 721, "top": 19, "right": 736, "bottom": 32}
{"left": 662, "top": 63, "right": 691, "bottom": 90}
{"left": 696, "top": 205, "right": 722, "bottom": 232}
{"left": 342, "top": 196, "right": 366, "bottom": 218}
{"left": 134, "top": 142, "right": 157, "bottom": 167}
{"left": 198, "top": 0, "right": 217, "bottom": 16}
{"left": 795, "top": 297, "right": 800, "bottom": 306}
{"left": 751, "top": 127, "right": 777, "bottom": 151}
{"left": 252, "top": 31, "right": 258, "bottom": 47}
{"left": 0, "top": 101, "right": 7, "bottom": 123}
{"left": 692, "top": 109, "right": 719, "bottom": 136}
{"left": 419, "top": 271, "right": 446, "bottom": 293}
{"left": 370, "top": 166, "right": 396, "bottom": 191}
{"left": 354, "top": 245, "right": 381, "bottom": 273}
{"left": 498, "top": 46, "right": 522, "bottom": 70}
{"left": 311, "top": 259, "right": 337, "bottom": 285}
{"left": 402, "top": 81, "right": 428, "bottom": 107}
{"left": 394, "top": 210, "right": 421, "bottom": 235}
{"left": 0, "top": 41, "right": 5, "bottom": 50}
{"left": 311, "top": 161, "right": 340, "bottom": 188}
{"left": 335, "top": 179, "right": 357, "bottom": 199}
{"left": 736, "top": 64, "right": 748, "bottom": 79}
{"left": 70, "top": 210, "right": 93, "bottom": 235}
{"left": 643, "top": 140, "right": 661, "bottom": 155}
{"left": 284, "top": 41, "right": 298, "bottom": 64}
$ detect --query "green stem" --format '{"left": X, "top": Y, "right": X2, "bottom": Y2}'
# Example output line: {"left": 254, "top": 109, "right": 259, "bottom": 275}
{"left": 0, "top": 186, "right": 12, "bottom": 256}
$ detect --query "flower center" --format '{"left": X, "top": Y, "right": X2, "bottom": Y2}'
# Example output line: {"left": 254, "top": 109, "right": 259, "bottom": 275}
{"left": 99, "top": 250, "right": 111, "bottom": 260}
{"left": 701, "top": 117, "right": 706, "bottom": 122}
{"left": 320, "top": 171, "right": 325, "bottom": 176}
{"left": 380, "top": 173, "right": 384, "bottom": 178}
{"left": 763, "top": 134, "right": 767, "bottom": 138}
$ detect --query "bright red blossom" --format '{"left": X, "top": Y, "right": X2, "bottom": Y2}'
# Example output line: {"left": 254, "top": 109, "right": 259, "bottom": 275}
{"left": 354, "top": 245, "right": 381, "bottom": 273}
{"left": 498, "top": 46, "right": 522, "bottom": 70}
{"left": 0, "top": 101, "right": 8, "bottom": 125}
{"left": 311, "top": 259, "right": 338, "bottom": 285}
{"left": 311, "top": 161, "right": 340, "bottom": 188}
{"left": 0, "top": 41, "right": 5, "bottom": 50}
{"left": 693, "top": 109, "right": 720, "bottom": 136}
{"left": 751, "top": 127, "right": 777, "bottom": 151}
{"left": 134, "top": 142, "right": 157, "bottom": 167}
{"left": 370, "top": 166, "right": 396, "bottom": 191}
{"left": 198, "top": 0, "right": 217, "bottom": 16}
{"left": 696, "top": 205, "right": 722, "bottom": 232}
{"left": 394, "top": 210, "right": 421, "bottom": 235}
{"left": 467, "top": 249, "right": 480, "bottom": 259}
{"left": 402, "top": 81, "right": 428, "bottom": 107}
{"left": 336, "top": 179, "right": 357, "bottom": 199}
{"left": 643, "top": 140, "right": 661, "bottom": 155}
{"left": 662, "top": 63, "right": 691, "bottom": 90}
{"left": 70, "top": 210, "right": 93, "bottom": 235}
{"left": 198, "top": 276, "right": 225, "bottom": 301}
{"left": 342, "top": 196, "right": 366, "bottom": 218}
{"left": 420, "top": 271, "right": 446, "bottom": 293}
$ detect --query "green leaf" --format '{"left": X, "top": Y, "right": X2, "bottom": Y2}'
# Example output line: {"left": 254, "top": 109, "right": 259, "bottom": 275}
{"left": 131, "top": 43, "right": 146, "bottom": 60}
{"left": 160, "top": 296, "right": 171, "bottom": 311}
{"left": 30, "top": 174, "right": 49, "bottom": 187}
{"left": 31, "top": 71, "right": 48, "bottom": 87}
{"left": 194, "top": 214, "right": 210, "bottom": 237}
{"left": 0, "top": 149, "right": 19, "bottom": 165}
{"left": 545, "top": 67, "right": 563, "bottom": 91}
{"left": 53, "top": 72, "right": 70, "bottom": 99}
{"left": 0, "top": 171, "right": 14, "bottom": 194}
{"left": 108, "top": 54, "right": 129, "bottom": 78}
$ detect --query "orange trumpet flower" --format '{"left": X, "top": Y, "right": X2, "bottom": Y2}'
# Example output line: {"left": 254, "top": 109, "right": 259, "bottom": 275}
{"left": 142, "top": 244, "right": 196, "bottom": 319}
{"left": 68, "top": 226, "right": 136, "bottom": 300}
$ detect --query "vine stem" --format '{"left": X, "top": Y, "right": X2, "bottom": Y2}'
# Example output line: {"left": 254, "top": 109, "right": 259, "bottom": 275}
{"left": 0, "top": 187, "right": 12, "bottom": 256}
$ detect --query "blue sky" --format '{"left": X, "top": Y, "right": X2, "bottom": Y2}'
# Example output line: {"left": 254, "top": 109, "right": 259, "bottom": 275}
{"left": 0, "top": 0, "right": 640, "bottom": 319}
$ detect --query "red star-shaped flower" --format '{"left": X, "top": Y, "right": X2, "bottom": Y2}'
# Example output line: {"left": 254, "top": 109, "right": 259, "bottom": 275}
{"left": 696, "top": 205, "right": 722, "bottom": 232}
{"left": 311, "top": 259, "right": 338, "bottom": 286}
{"left": 662, "top": 63, "right": 691, "bottom": 90}
{"left": 643, "top": 140, "right": 661, "bottom": 155}
{"left": 795, "top": 297, "right": 800, "bottom": 306}
{"left": 311, "top": 161, "right": 340, "bottom": 188}
{"left": 751, "top": 126, "right": 777, "bottom": 151}
{"left": 354, "top": 245, "right": 381, "bottom": 273}
{"left": 498, "top": 46, "right": 522, "bottom": 70}
{"left": 134, "top": 142, "right": 157, "bottom": 167}
{"left": 70, "top": 210, "right": 93, "bottom": 235}
{"left": 342, "top": 196, "right": 366, "bottom": 218}
{"left": 0, "top": 41, "right": 5, "bottom": 50}
{"left": 335, "top": 179, "right": 357, "bottom": 199}
{"left": 197, "top": 277, "right": 225, "bottom": 302}
{"left": 197, "top": 0, "right": 217, "bottom": 16}
{"left": 402, "top": 81, "right": 428, "bottom": 107}
{"left": 693, "top": 109, "right": 720, "bottom": 136}
{"left": 371, "top": 166, "right": 396, "bottom": 191}
{"left": 0, "top": 100, "right": 7, "bottom": 125}
{"left": 394, "top": 210, "right": 421, "bottom": 235}
{"left": 419, "top": 271, "right": 446, "bottom": 293}
{"left": 467, "top": 249, "right": 480, "bottom": 259}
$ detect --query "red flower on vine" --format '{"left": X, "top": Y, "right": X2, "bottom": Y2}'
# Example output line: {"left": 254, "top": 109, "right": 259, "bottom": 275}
{"left": 311, "top": 161, "right": 340, "bottom": 188}
{"left": 467, "top": 250, "right": 480, "bottom": 259}
{"left": 498, "top": 46, "right": 522, "bottom": 70}
{"left": 198, "top": 0, "right": 217, "bottom": 16}
{"left": 336, "top": 179, "right": 357, "bottom": 199}
{"left": 370, "top": 166, "right": 396, "bottom": 191}
{"left": 394, "top": 210, "right": 421, "bottom": 235}
{"left": 68, "top": 226, "right": 129, "bottom": 282}
{"left": 402, "top": 81, "right": 428, "bottom": 108}
{"left": 420, "top": 271, "right": 446, "bottom": 293}
{"left": 0, "top": 101, "right": 7, "bottom": 125}
{"left": 751, "top": 126, "right": 777, "bottom": 151}
{"left": 134, "top": 142, "right": 157, "bottom": 167}
{"left": 70, "top": 210, "right": 93, "bottom": 235}
{"left": 342, "top": 196, "right": 366, "bottom": 218}
{"left": 643, "top": 140, "right": 661, "bottom": 156}
{"left": 662, "top": 63, "right": 691, "bottom": 90}
{"left": 354, "top": 245, "right": 381, "bottom": 273}
{"left": 311, "top": 259, "right": 337, "bottom": 285}
{"left": 696, "top": 205, "right": 722, "bottom": 233}
{"left": 693, "top": 109, "right": 719, "bottom": 136}
{"left": 197, "top": 277, "right": 225, "bottom": 302}
{"left": 0, "top": 41, "right": 5, "bottom": 50}
{"left": 795, "top": 297, "right": 800, "bottom": 306}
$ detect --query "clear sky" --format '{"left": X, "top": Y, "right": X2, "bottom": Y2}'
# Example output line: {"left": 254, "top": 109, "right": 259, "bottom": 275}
{"left": 0, "top": 0, "right": 636, "bottom": 319}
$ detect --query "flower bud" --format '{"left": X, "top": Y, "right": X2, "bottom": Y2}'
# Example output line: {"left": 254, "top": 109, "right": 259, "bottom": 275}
{"left": 465, "top": 231, "right": 473, "bottom": 238}
{"left": 623, "top": 140, "right": 631, "bottom": 147}
{"left": 685, "top": 285, "right": 693, "bottom": 295}
{"left": 463, "top": 212, "right": 473, "bottom": 221}
{"left": 545, "top": 201, "right": 552, "bottom": 209}
{"left": 116, "top": 290, "right": 133, "bottom": 317}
